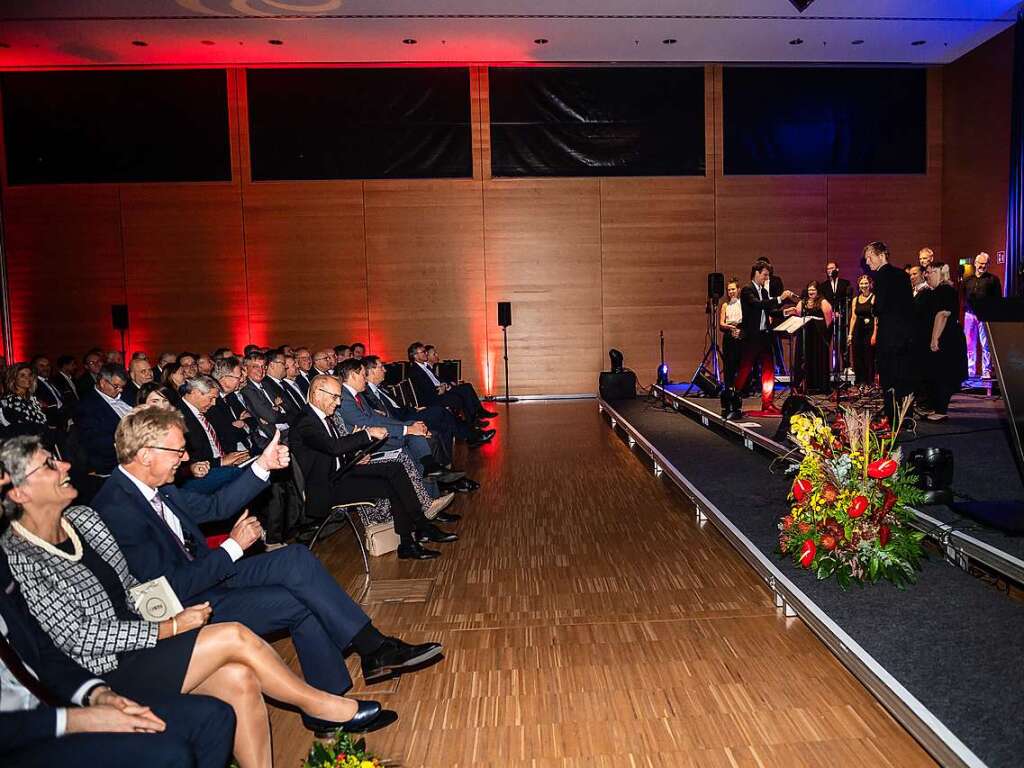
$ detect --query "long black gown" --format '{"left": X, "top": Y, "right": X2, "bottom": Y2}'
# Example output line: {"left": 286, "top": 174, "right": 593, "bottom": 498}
{"left": 850, "top": 294, "right": 876, "bottom": 386}
{"left": 796, "top": 301, "right": 832, "bottom": 394}
{"left": 925, "top": 283, "right": 968, "bottom": 415}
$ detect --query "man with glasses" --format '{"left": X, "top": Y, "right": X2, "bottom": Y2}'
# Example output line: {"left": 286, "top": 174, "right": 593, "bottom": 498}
{"left": 74, "top": 364, "right": 130, "bottom": 475}
{"left": 176, "top": 353, "right": 199, "bottom": 381}
{"left": 207, "top": 358, "right": 253, "bottom": 454}
{"left": 75, "top": 350, "right": 104, "bottom": 399}
{"left": 239, "top": 353, "right": 285, "bottom": 450}
{"left": 311, "top": 348, "right": 336, "bottom": 379}
{"left": 293, "top": 348, "right": 314, "bottom": 396}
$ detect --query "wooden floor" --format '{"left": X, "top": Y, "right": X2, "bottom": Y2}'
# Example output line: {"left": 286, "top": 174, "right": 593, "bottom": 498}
{"left": 269, "top": 400, "right": 934, "bottom": 767}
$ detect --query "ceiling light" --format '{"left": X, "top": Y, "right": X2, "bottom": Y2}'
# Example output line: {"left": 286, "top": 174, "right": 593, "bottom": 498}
{"left": 911, "top": 40, "right": 926, "bottom": 46}
{"left": 662, "top": 38, "right": 677, "bottom": 45}
{"left": 788, "top": 0, "right": 817, "bottom": 11}
{"left": 851, "top": 39, "right": 864, "bottom": 45}
{"left": 403, "top": 38, "right": 417, "bottom": 45}
{"left": 131, "top": 40, "right": 148, "bottom": 47}
{"left": 268, "top": 39, "right": 283, "bottom": 45}
{"left": 789, "top": 38, "right": 804, "bottom": 46}
{"left": 201, "top": 40, "right": 215, "bottom": 46}
{"left": 534, "top": 38, "right": 548, "bottom": 45}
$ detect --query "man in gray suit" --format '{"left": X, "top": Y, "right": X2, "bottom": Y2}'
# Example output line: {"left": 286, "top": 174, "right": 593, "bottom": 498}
{"left": 238, "top": 352, "right": 286, "bottom": 449}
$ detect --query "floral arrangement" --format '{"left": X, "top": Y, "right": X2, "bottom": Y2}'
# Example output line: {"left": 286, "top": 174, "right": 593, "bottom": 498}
{"left": 778, "top": 399, "right": 926, "bottom": 588}
{"left": 304, "top": 732, "right": 384, "bottom": 768}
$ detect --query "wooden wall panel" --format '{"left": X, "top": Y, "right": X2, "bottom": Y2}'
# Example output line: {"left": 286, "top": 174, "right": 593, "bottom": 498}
{"left": 4, "top": 186, "right": 125, "bottom": 360}
{"left": 242, "top": 182, "right": 369, "bottom": 351}
{"left": 121, "top": 185, "right": 248, "bottom": 356}
{"left": 483, "top": 179, "right": 603, "bottom": 395}
{"left": 600, "top": 178, "right": 716, "bottom": 388}
{"left": 364, "top": 180, "right": 486, "bottom": 385}
{"left": 943, "top": 28, "right": 1014, "bottom": 282}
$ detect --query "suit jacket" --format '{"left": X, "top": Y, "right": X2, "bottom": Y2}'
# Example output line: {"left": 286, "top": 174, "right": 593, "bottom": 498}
{"left": 408, "top": 363, "right": 441, "bottom": 407}
{"left": 120, "top": 380, "right": 140, "bottom": 408}
{"left": 339, "top": 386, "right": 409, "bottom": 440}
{"left": 238, "top": 381, "right": 281, "bottom": 447}
{"left": 207, "top": 397, "right": 251, "bottom": 453}
{"left": 73, "top": 389, "right": 122, "bottom": 474}
{"left": 176, "top": 401, "right": 222, "bottom": 468}
{"left": 294, "top": 371, "right": 312, "bottom": 397}
{"left": 738, "top": 282, "right": 784, "bottom": 339}
{"left": 92, "top": 467, "right": 268, "bottom": 602}
{"left": 54, "top": 372, "right": 79, "bottom": 404}
{"left": 363, "top": 385, "right": 411, "bottom": 421}
{"left": 33, "top": 377, "right": 70, "bottom": 432}
{"left": 818, "top": 278, "right": 852, "bottom": 313}
{"left": 74, "top": 373, "right": 97, "bottom": 400}
{"left": 289, "top": 406, "right": 372, "bottom": 518}
{"left": 265, "top": 377, "right": 303, "bottom": 422}
{"left": 0, "top": 551, "right": 103, "bottom": 754}
{"left": 280, "top": 378, "right": 307, "bottom": 414}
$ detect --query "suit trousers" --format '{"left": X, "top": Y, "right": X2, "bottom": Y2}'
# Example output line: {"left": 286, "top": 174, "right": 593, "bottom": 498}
{"left": 331, "top": 460, "right": 425, "bottom": 542}
{"left": 3, "top": 693, "right": 235, "bottom": 768}
{"left": 197, "top": 544, "right": 371, "bottom": 721}
{"left": 875, "top": 335, "right": 915, "bottom": 422}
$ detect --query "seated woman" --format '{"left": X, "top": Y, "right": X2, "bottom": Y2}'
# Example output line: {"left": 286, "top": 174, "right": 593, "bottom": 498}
{"left": 136, "top": 381, "right": 177, "bottom": 408}
{"left": 788, "top": 281, "right": 834, "bottom": 394}
{"left": 0, "top": 435, "right": 389, "bottom": 768}
{"left": 1, "top": 363, "right": 49, "bottom": 433}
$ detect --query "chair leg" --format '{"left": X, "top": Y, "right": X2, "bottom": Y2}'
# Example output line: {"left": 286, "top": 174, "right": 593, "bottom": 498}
{"left": 307, "top": 509, "right": 341, "bottom": 551}
{"left": 345, "top": 508, "right": 372, "bottom": 603}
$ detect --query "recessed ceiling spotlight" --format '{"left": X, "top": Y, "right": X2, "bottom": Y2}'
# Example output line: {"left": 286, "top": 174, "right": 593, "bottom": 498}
{"left": 534, "top": 38, "right": 548, "bottom": 45}
{"left": 131, "top": 40, "right": 148, "bottom": 47}
{"left": 201, "top": 40, "right": 215, "bottom": 46}
{"left": 403, "top": 38, "right": 417, "bottom": 45}
{"left": 911, "top": 40, "right": 926, "bottom": 46}
{"left": 662, "top": 38, "right": 677, "bottom": 45}
{"left": 268, "top": 39, "right": 283, "bottom": 45}
{"left": 851, "top": 39, "right": 864, "bottom": 45}
{"left": 789, "top": 38, "right": 804, "bottom": 45}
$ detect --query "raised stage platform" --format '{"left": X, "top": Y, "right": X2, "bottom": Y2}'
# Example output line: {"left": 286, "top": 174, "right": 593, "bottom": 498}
{"left": 599, "top": 392, "right": 1024, "bottom": 768}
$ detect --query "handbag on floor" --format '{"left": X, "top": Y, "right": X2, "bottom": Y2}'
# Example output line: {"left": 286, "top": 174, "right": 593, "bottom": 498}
{"left": 359, "top": 501, "right": 400, "bottom": 556}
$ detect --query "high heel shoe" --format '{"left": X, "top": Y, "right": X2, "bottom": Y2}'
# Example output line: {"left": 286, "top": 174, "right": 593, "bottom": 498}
{"left": 304, "top": 700, "right": 398, "bottom": 737}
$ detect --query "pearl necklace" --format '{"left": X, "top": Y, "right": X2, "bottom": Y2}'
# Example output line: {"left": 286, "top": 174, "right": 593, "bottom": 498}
{"left": 12, "top": 517, "right": 83, "bottom": 562}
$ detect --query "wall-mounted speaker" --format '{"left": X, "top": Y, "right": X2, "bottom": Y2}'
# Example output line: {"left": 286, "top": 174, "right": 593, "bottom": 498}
{"left": 497, "top": 301, "right": 512, "bottom": 327}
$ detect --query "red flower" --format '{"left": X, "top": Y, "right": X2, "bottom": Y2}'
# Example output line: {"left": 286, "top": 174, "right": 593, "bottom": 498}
{"left": 867, "top": 458, "right": 899, "bottom": 479}
{"left": 848, "top": 495, "right": 869, "bottom": 518}
{"left": 782, "top": 515, "right": 794, "bottom": 530}
{"left": 821, "top": 533, "right": 837, "bottom": 551}
{"left": 881, "top": 487, "right": 898, "bottom": 515}
{"left": 878, "top": 525, "right": 891, "bottom": 546}
{"left": 798, "top": 522, "right": 811, "bottom": 534}
{"left": 800, "top": 539, "right": 817, "bottom": 568}
{"left": 792, "top": 478, "right": 813, "bottom": 503}
{"left": 822, "top": 484, "right": 838, "bottom": 503}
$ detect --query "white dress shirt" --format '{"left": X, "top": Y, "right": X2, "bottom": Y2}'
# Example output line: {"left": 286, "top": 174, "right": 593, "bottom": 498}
{"left": 416, "top": 361, "right": 441, "bottom": 386}
{"left": 98, "top": 387, "right": 132, "bottom": 420}
{"left": 182, "top": 400, "right": 222, "bottom": 459}
{"left": 309, "top": 403, "right": 342, "bottom": 470}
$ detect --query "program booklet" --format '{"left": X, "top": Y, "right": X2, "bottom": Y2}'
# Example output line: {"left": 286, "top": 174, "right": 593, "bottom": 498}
{"left": 129, "top": 576, "right": 184, "bottom": 622}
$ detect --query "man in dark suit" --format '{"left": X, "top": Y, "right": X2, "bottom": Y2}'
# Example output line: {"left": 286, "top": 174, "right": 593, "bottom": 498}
{"left": 92, "top": 406, "right": 441, "bottom": 729}
{"left": 30, "top": 356, "right": 71, "bottom": 432}
{"left": 282, "top": 354, "right": 310, "bottom": 406}
{"left": 75, "top": 350, "right": 103, "bottom": 399}
{"left": 293, "top": 348, "right": 314, "bottom": 397}
{"left": 818, "top": 261, "right": 852, "bottom": 371}
{"left": 0, "top": 550, "right": 235, "bottom": 768}
{"left": 264, "top": 351, "right": 304, "bottom": 422}
{"left": 74, "top": 364, "right": 131, "bottom": 475}
{"left": 177, "top": 375, "right": 249, "bottom": 492}
{"left": 120, "top": 357, "right": 153, "bottom": 408}
{"left": 730, "top": 262, "right": 796, "bottom": 417}
{"left": 52, "top": 356, "right": 79, "bottom": 405}
{"left": 864, "top": 241, "right": 915, "bottom": 423}
{"left": 238, "top": 352, "right": 285, "bottom": 449}
{"left": 291, "top": 375, "right": 457, "bottom": 560}
{"left": 311, "top": 348, "right": 337, "bottom": 379}
{"left": 209, "top": 357, "right": 255, "bottom": 451}
{"left": 407, "top": 342, "right": 497, "bottom": 420}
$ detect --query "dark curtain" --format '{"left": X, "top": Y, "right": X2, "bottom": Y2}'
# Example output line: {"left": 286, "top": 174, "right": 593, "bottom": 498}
{"left": 1008, "top": 9, "right": 1024, "bottom": 298}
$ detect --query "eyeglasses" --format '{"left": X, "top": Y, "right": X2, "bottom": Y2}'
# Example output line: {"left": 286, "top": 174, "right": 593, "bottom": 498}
{"left": 146, "top": 445, "right": 187, "bottom": 457}
{"left": 317, "top": 388, "right": 343, "bottom": 400}
{"left": 24, "top": 455, "right": 60, "bottom": 480}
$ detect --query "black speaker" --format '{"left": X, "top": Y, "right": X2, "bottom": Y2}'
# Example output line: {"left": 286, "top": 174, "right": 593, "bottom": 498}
{"left": 111, "top": 304, "right": 129, "bottom": 331}
{"left": 707, "top": 273, "right": 725, "bottom": 301}
{"left": 692, "top": 367, "right": 721, "bottom": 398}
{"left": 497, "top": 301, "right": 512, "bottom": 327}
{"left": 599, "top": 371, "right": 637, "bottom": 401}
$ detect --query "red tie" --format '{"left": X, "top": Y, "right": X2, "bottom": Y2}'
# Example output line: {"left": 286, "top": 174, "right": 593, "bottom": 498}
{"left": 355, "top": 393, "right": 365, "bottom": 410}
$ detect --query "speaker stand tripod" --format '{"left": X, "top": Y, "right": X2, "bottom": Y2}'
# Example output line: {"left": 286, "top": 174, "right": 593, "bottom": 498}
{"left": 490, "top": 324, "right": 518, "bottom": 404}
{"left": 683, "top": 298, "right": 723, "bottom": 397}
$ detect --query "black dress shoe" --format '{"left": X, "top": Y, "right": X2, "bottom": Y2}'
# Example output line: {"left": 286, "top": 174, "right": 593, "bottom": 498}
{"left": 307, "top": 701, "right": 398, "bottom": 736}
{"left": 459, "top": 478, "right": 480, "bottom": 492}
{"left": 362, "top": 638, "right": 444, "bottom": 684}
{"left": 478, "top": 408, "right": 499, "bottom": 418}
{"left": 474, "top": 419, "right": 490, "bottom": 429}
{"left": 420, "top": 462, "right": 445, "bottom": 479}
{"left": 397, "top": 542, "right": 441, "bottom": 559}
{"left": 468, "top": 429, "right": 496, "bottom": 448}
{"left": 435, "top": 469, "right": 466, "bottom": 484}
{"left": 434, "top": 511, "right": 462, "bottom": 523}
{"left": 414, "top": 524, "right": 458, "bottom": 543}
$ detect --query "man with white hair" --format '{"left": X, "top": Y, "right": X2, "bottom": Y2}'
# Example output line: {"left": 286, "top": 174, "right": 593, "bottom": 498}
{"left": 963, "top": 251, "right": 1002, "bottom": 379}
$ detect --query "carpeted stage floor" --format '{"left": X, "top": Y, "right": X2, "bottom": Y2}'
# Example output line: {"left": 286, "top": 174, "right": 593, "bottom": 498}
{"left": 266, "top": 400, "right": 933, "bottom": 767}
{"left": 614, "top": 393, "right": 1024, "bottom": 768}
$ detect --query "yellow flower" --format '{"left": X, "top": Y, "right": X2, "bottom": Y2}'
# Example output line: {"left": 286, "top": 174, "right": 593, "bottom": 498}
{"left": 361, "top": 762, "right": 375, "bottom": 768}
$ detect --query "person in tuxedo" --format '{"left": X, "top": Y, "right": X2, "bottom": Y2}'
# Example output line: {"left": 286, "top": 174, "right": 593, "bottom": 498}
{"left": 74, "top": 364, "right": 131, "bottom": 475}
{"left": 90, "top": 406, "right": 442, "bottom": 728}
{"left": 121, "top": 357, "right": 153, "bottom": 408}
{"left": 264, "top": 352, "right": 304, "bottom": 422}
{"left": 0, "top": 547, "right": 236, "bottom": 768}
{"left": 53, "top": 356, "right": 79, "bottom": 405}
{"left": 818, "top": 261, "right": 851, "bottom": 371}
{"left": 238, "top": 353, "right": 285, "bottom": 449}
{"left": 864, "top": 241, "right": 916, "bottom": 423}
{"left": 30, "top": 356, "right": 71, "bottom": 433}
{"left": 730, "top": 263, "right": 796, "bottom": 417}
{"left": 75, "top": 350, "right": 103, "bottom": 399}
{"left": 293, "top": 348, "right": 314, "bottom": 397}
{"left": 291, "top": 375, "right": 457, "bottom": 560}
{"left": 407, "top": 342, "right": 497, "bottom": 421}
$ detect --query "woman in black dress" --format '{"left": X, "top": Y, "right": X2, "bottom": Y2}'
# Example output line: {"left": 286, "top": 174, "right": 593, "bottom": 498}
{"left": 923, "top": 262, "right": 968, "bottom": 421}
{"left": 792, "top": 281, "right": 834, "bottom": 394}
{"left": 848, "top": 275, "right": 876, "bottom": 391}
{"left": 0, "top": 436, "right": 386, "bottom": 768}
{"left": 718, "top": 278, "right": 744, "bottom": 387}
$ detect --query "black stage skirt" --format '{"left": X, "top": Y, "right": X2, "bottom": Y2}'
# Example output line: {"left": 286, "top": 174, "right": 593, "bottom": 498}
{"left": 104, "top": 628, "right": 199, "bottom": 700}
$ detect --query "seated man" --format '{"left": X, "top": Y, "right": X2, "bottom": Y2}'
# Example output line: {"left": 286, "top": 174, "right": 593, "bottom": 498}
{"left": 31, "top": 355, "right": 72, "bottom": 433}
{"left": 0, "top": 549, "right": 234, "bottom": 768}
{"left": 407, "top": 342, "right": 497, "bottom": 422}
{"left": 121, "top": 356, "right": 154, "bottom": 407}
{"left": 291, "top": 375, "right": 457, "bottom": 560}
{"left": 264, "top": 351, "right": 304, "bottom": 421}
{"left": 74, "top": 363, "right": 131, "bottom": 475}
{"left": 91, "top": 406, "right": 441, "bottom": 733}
{"left": 335, "top": 358, "right": 455, "bottom": 483}
{"left": 176, "top": 375, "right": 249, "bottom": 492}
{"left": 238, "top": 352, "right": 285, "bottom": 449}
{"left": 207, "top": 358, "right": 253, "bottom": 454}
{"left": 311, "top": 348, "right": 337, "bottom": 379}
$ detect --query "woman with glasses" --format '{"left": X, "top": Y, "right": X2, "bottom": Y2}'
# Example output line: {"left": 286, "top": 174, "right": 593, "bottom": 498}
{"left": 0, "top": 435, "right": 388, "bottom": 768}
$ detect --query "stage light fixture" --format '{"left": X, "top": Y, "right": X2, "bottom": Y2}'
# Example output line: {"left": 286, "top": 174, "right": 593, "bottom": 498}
{"left": 662, "top": 39, "right": 677, "bottom": 45}
{"left": 268, "top": 39, "right": 283, "bottom": 45}
{"left": 788, "top": 0, "right": 817, "bottom": 11}
{"left": 131, "top": 40, "right": 148, "bottom": 47}
{"left": 657, "top": 362, "right": 670, "bottom": 387}
{"left": 851, "top": 39, "right": 864, "bottom": 45}
{"left": 403, "top": 38, "right": 417, "bottom": 45}
{"left": 609, "top": 349, "right": 623, "bottom": 374}
{"left": 912, "top": 40, "right": 927, "bottom": 46}
{"left": 789, "top": 38, "right": 804, "bottom": 46}
{"left": 534, "top": 38, "right": 549, "bottom": 45}
{"left": 907, "top": 448, "right": 954, "bottom": 505}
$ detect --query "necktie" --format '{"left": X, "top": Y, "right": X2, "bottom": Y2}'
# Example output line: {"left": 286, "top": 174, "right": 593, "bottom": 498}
{"left": 41, "top": 380, "right": 62, "bottom": 409}
{"left": 0, "top": 628, "right": 58, "bottom": 706}
{"left": 150, "top": 495, "right": 194, "bottom": 561}
{"left": 325, "top": 419, "right": 343, "bottom": 470}
{"left": 197, "top": 411, "right": 222, "bottom": 456}
{"left": 355, "top": 392, "right": 365, "bottom": 411}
